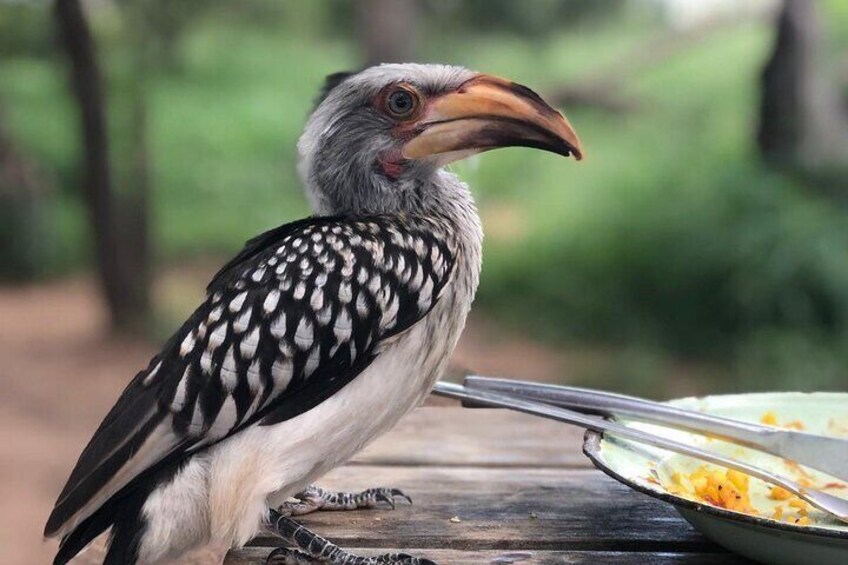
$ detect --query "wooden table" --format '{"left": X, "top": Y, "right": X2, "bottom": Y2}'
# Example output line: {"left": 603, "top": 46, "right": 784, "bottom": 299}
{"left": 226, "top": 406, "right": 751, "bottom": 564}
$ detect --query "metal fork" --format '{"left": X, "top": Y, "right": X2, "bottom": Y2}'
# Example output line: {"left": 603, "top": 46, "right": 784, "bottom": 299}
{"left": 432, "top": 381, "right": 848, "bottom": 524}
{"left": 461, "top": 376, "right": 848, "bottom": 483}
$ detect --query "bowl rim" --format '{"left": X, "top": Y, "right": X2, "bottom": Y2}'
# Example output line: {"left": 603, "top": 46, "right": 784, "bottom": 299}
{"left": 582, "top": 392, "right": 848, "bottom": 542}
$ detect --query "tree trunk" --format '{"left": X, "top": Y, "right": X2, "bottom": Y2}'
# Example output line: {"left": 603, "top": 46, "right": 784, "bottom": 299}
{"left": 0, "top": 107, "right": 56, "bottom": 281}
{"left": 122, "top": 20, "right": 153, "bottom": 329}
{"left": 356, "top": 0, "right": 419, "bottom": 65}
{"left": 757, "top": 0, "right": 848, "bottom": 169}
{"left": 53, "top": 0, "right": 150, "bottom": 333}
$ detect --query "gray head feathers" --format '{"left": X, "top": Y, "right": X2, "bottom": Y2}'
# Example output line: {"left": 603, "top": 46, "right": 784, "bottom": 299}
{"left": 297, "top": 64, "right": 477, "bottom": 217}
{"left": 314, "top": 70, "right": 358, "bottom": 109}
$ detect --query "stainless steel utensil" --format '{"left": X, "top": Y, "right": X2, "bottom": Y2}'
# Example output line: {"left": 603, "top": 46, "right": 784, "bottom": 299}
{"left": 462, "top": 376, "right": 848, "bottom": 483}
{"left": 432, "top": 381, "right": 848, "bottom": 524}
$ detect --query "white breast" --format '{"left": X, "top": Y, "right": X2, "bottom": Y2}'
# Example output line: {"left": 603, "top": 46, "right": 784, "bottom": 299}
{"left": 216, "top": 292, "right": 467, "bottom": 541}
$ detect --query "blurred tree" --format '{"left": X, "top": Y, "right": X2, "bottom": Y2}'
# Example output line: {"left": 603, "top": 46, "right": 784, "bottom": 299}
{"left": 0, "top": 106, "right": 55, "bottom": 281}
{"left": 757, "top": 0, "right": 848, "bottom": 171}
{"left": 356, "top": 0, "right": 418, "bottom": 64}
{"left": 53, "top": 0, "right": 150, "bottom": 333}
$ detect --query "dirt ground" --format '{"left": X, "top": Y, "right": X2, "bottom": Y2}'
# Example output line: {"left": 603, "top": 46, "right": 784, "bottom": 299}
{"left": 0, "top": 274, "right": 571, "bottom": 564}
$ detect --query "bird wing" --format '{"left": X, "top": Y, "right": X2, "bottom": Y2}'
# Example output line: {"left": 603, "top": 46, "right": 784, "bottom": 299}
{"left": 45, "top": 215, "right": 456, "bottom": 538}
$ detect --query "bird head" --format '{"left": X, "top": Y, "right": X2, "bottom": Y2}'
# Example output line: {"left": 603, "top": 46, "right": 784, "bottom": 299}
{"left": 298, "top": 63, "right": 582, "bottom": 215}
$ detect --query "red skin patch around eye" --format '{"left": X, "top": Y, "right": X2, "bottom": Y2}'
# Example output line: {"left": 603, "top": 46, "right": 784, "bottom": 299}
{"left": 372, "top": 87, "right": 453, "bottom": 180}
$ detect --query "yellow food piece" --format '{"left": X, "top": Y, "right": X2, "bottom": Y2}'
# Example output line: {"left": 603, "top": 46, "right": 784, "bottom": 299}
{"left": 760, "top": 411, "right": 779, "bottom": 426}
{"left": 770, "top": 486, "right": 792, "bottom": 500}
{"left": 759, "top": 411, "right": 807, "bottom": 431}
{"left": 664, "top": 466, "right": 817, "bottom": 526}
{"left": 789, "top": 498, "right": 810, "bottom": 515}
{"left": 727, "top": 469, "right": 749, "bottom": 492}
{"left": 676, "top": 466, "right": 758, "bottom": 514}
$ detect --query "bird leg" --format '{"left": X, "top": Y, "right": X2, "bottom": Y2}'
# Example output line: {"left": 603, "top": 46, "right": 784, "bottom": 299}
{"left": 278, "top": 485, "right": 412, "bottom": 517}
{"left": 266, "top": 510, "right": 436, "bottom": 565}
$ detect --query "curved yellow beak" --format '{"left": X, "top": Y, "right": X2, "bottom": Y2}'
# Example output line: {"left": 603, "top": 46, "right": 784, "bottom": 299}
{"left": 402, "top": 74, "right": 582, "bottom": 163}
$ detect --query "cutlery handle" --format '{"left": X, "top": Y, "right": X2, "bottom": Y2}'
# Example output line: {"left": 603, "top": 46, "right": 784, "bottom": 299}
{"left": 463, "top": 376, "right": 776, "bottom": 451}
{"left": 464, "top": 376, "right": 848, "bottom": 484}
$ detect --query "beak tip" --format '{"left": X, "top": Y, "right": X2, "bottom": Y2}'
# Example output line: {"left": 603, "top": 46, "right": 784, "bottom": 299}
{"left": 562, "top": 141, "right": 583, "bottom": 161}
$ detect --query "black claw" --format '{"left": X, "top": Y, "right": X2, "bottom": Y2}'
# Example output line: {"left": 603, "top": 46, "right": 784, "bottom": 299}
{"left": 391, "top": 488, "right": 413, "bottom": 505}
{"left": 376, "top": 492, "right": 396, "bottom": 509}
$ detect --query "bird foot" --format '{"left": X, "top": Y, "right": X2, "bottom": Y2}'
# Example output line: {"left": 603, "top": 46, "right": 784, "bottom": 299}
{"left": 266, "top": 547, "right": 435, "bottom": 565}
{"left": 278, "top": 484, "right": 412, "bottom": 516}
{"left": 267, "top": 511, "right": 436, "bottom": 565}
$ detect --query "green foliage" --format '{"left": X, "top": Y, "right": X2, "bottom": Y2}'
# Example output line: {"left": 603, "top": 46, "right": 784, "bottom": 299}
{"left": 823, "top": 0, "right": 848, "bottom": 48}
{"left": 1, "top": 4, "right": 847, "bottom": 391}
{"left": 0, "top": 1, "right": 52, "bottom": 57}
{"left": 421, "top": 0, "right": 624, "bottom": 37}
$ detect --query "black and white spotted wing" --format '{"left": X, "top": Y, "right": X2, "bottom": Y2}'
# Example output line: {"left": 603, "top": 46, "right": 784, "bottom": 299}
{"left": 45, "top": 215, "right": 456, "bottom": 538}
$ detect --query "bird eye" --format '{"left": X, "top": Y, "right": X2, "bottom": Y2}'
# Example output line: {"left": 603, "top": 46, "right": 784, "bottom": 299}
{"left": 385, "top": 88, "right": 419, "bottom": 119}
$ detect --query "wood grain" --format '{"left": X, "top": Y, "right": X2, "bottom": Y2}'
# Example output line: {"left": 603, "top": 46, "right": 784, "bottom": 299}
{"left": 353, "top": 407, "right": 590, "bottom": 468}
{"left": 227, "top": 548, "right": 750, "bottom": 565}
{"left": 248, "top": 466, "right": 710, "bottom": 551}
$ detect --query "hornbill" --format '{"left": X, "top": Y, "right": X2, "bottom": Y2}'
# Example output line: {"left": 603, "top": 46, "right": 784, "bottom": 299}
{"left": 44, "top": 64, "right": 582, "bottom": 565}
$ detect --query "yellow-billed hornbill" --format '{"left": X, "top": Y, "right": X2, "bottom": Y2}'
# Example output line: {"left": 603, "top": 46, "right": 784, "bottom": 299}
{"left": 45, "top": 64, "right": 581, "bottom": 565}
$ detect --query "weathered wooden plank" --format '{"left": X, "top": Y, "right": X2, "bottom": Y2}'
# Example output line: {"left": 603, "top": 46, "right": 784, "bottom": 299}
{"left": 249, "top": 466, "right": 712, "bottom": 551}
{"left": 227, "top": 548, "right": 750, "bottom": 565}
{"left": 353, "top": 407, "right": 590, "bottom": 468}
